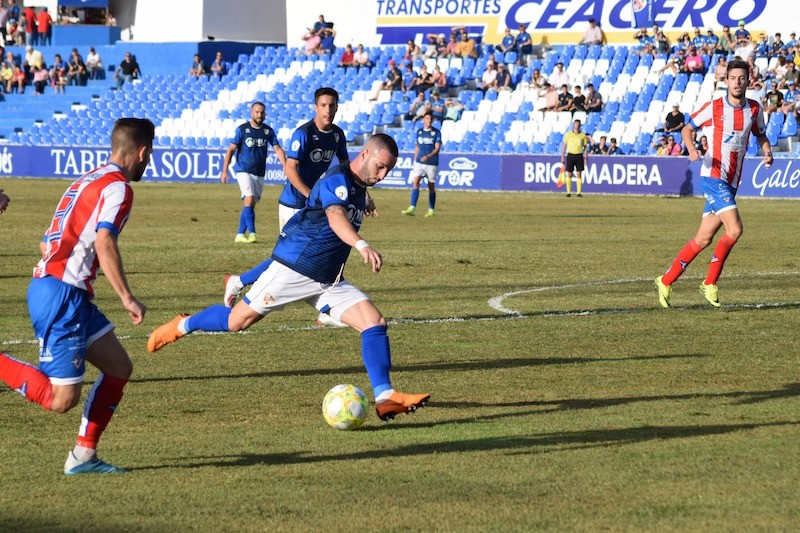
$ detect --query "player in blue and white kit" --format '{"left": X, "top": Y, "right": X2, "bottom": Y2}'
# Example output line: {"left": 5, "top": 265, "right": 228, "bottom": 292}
{"left": 223, "top": 88, "right": 365, "bottom": 327}
{"left": 148, "top": 134, "right": 430, "bottom": 421}
{"left": 221, "top": 101, "right": 287, "bottom": 243}
{"left": 402, "top": 111, "right": 442, "bottom": 218}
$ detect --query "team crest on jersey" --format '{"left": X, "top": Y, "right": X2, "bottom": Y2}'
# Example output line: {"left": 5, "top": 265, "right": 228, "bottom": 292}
{"left": 263, "top": 294, "right": 276, "bottom": 304}
{"left": 335, "top": 185, "right": 348, "bottom": 200}
{"left": 335, "top": 133, "right": 340, "bottom": 143}
{"left": 72, "top": 354, "right": 83, "bottom": 369}
{"left": 292, "top": 140, "right": 301, "bottom": 152}
{"left": 245, "top": 128, "right": 251, "bottom": 133}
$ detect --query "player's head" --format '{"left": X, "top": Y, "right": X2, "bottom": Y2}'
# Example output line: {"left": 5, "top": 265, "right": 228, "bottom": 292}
{"left": 422, "top": 111, "right": 433, "bottom": 127}
{"left": 250, "top": 101, "right": 265, "bottom": 126}
{"left": 573, "top": 119, "right": 582, "bottom": 131}
{"left": 314, "top": 87, "right": 339, "bottom": 130}
{"left": 110, "top": 118, "right": 155, "bottom": 182}
{"left": 726, "top": 58, "right": 750, "bottom": 98}
{"left": 353, "top": 133, "right": 398, "bottom": 186}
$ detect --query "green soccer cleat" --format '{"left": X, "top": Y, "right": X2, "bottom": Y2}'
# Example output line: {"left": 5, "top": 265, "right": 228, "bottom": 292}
{"left": 401, "top": 206, "right": 416, "bottom": 216}
{"left": 424, "top": 209, "right": 435, "bottom": 218}
{"left": 654, "top": 276, "right": 671, "bottom": 309}
{"left": 247, "top": 232, "right": 257, "bottom": 243}
{"left": 699, "top": 282, "right": 721, "bottom": 307}
{"left": 234, "top": 234, "right": 249, "bottom": 243}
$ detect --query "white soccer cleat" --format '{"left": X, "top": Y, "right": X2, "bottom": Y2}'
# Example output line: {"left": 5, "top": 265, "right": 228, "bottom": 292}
{"left": 316, "top": 313, "right": 347, "bottom": 328}
{"left": 223, "top": 274, "right": 244, "bottom": 308}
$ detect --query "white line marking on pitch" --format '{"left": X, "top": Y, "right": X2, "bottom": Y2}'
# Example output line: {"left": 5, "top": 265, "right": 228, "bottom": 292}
{"left": 3, "top": 272, "right": 798, "bottom": 346}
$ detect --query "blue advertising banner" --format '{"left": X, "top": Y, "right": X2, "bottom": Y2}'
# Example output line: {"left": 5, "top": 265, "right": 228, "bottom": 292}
{"left": 0, "top": 145, "right": 796, "bottom": 198}
{"left": 58, "top": 0, "right": 109, "bottom": 8}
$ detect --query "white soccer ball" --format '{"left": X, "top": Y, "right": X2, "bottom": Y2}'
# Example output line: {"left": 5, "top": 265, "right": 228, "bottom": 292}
{"left": 322, "top": 384, "right": 369, "bottom": 430}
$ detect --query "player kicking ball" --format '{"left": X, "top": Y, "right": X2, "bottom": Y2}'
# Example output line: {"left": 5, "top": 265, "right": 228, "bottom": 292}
{"left": 148, "top": 134, "right": 430, "bottom": 421}
{"left": 655, "top": 58, "right": 772, "bottom": 308}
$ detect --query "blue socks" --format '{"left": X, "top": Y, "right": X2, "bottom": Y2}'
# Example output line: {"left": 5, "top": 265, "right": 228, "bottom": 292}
{"left": 237, "top": 210, "right": 247, "bottom": 234}
{"left": 361, "top": 325, "right": 392, "bottom": 397}
{"left": 240, "top": 259, "right": 273, "bottom": 286}
{"left": 410, "top": 189, "right": 419, "bottom": 208}
{"left": 429, "top": 191, "right": 436, "bottom": 209}
{"left": 185, "top": 305, "right": 231, "bottom": 333}
{"left": 243, "top": 205, "right": 255, "bottom": 234}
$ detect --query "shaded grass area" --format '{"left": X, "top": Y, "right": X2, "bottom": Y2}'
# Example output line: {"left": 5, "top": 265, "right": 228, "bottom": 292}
{"left": 0, "top": 178, "right": 798, "bottom": 531}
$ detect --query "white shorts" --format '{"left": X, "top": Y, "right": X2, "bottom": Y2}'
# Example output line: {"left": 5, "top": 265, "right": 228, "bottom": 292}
{"left": 411, "top": 162, "right": 438, "bottom": 183}
{"left": 236, "top": 172, "right": 264, "bottom": 202}
{"left": 244, "top": 261, "right": 369, "bottom": 322}
{"left": 278, "top": 204, "right": 301, "bottom": 231}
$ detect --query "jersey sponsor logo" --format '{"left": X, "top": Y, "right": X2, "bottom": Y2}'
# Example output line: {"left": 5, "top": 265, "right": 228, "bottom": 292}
{"left": 334, "top": 185, "right": 348, "bottom": 200}
{"left": 0, "top": 147, "right": 13, "bottom": 174}
{"left": 346, "top": 203, "right": 364, "bottom": 226}
{"left": 310, "top": 148, "right": 336, "bottom": 163}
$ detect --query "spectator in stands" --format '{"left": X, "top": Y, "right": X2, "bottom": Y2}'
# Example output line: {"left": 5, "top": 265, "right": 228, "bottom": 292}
{"left": 354, "top": 44, "right": 371, "bottom": 68}
{"left": 370, "top": 59, "right": 401, "bottom": 100}
{"left": 479, "top": 62, "right": 497, "bottom": 93}
{"left": 432, "top": 64, "right": 447, "bottom": 92}
{"left": 31, "top": 64, "right": 47, "bottom": 94}
{"left": 579, "top": 18, "right": 603, "bottom": 46}
{"left": 690, "top": 27, "right": 705, "bottom": 52}
{"left": 607, "top": 137, "right": 620, "bottom": 155}
{"left": 10, "top": 63, "right": 23, "bottom": 92}
{"left": 0, "top": 3, "right": 7, "bottom": 44}
{"left": 318, "top": 25, "right": 336, "bottom": 54}
{"left": 494, "top": 63, "right": 513, "bottom": 92}
{"left": 750, "top": 79, "right": 766, "bottom": 105}
{"left": 714, "top": 56, "right": 728, "bottom": 82}
{"left": 338, "top": 44, "right": 355, "bottom": 68}
{"left": 189, "top": 53, "right": 205, "bottom": 78}
{"left": 662, "top": 104, "right": 685, "bottom": 133}
{"left": 67, "top": 48, "right": 87, "bottom": 86}
{"left": 786, "top": 32, "right": 798, "bottom": 49}
{"left": 591, "top": 136, "right": 608, "bottom": 154}
{"left": 556, "top": 84, "right": 573, "bottom": 112}
{"left": 301, "top": 29, "right": 321, "bottom": 55}
{"left": 456, "top": 31, "right": 478, "bottom": 59}
{"left": 763, "top": 82, "right": 784, "bottom": 114}
{"left": 746, "top": 56, "right": 759, "bottom": 85}
{"left": 0, "top": 60, "right": 12, "bottom": 93}
{"left": 716, "top": 26, "right": 734, "bottom": 54}
{"left": 443, "top": 98, "right": 465, "bottom": 121}
{"left": 423, "top": 34, "right": 439, "bottom": 58}
{"left": 769, "top": 56, "right": 789, "bottom": 82}
{"left": 7, "top": 0, "right": 19, "bottom": 23}
{"left": 435, "top": 34, "right": 448, "bottom": 57}
{"left": 209, "top": 51, "right": 226, "bottom": 78}
{"left": 783, "top": 80, "right": 800, "bottom": 115}
{"left": 698, "top": 135, "right": 709, "bottom": 156}
{"left": 660, "top": 49, "right": 687, "bottom": 75}
{"left": 584, "top": 83, "right": 602, "bottom": 112}
{"left": 570, "top": 85, "right": 586, "bottom": 111}
{"left": 410, "top": 64, "right": 432, "bottom": 93}
{"left": 548, "top": 61, "right": 569, "bottom": 88}
{"left": 36, "top": 7, "right": 52, "bottom": 46}
{"left": 638, "top": 42, "right": 655, "bottom": 59}
{"left": 50, "top": 52, "right": 66, "bottom": 87}
{"left": 665, "top": 136, "right": 682, "bottom": 156}
{"left": 106, "top": 11, "right": 117, "bottom": 26}
{"left": 655, "top": 31, "right": 671, "bottom": 55}
{"left": 654, "top": 135, "right": 669, "bottom": 155}
{"left": 685, "top": 46, "right": 705, "bottom": 74}
{"left": 308, "top": 14, "right": 326, "bottom": 36}
{"left": 540, "top": 83, "right": 558, "bottom": 111}
{"left": 634, "top": 28, "right": 652, "bottom": 50}
{"left": 407, "top": 91, "right": 427, "bottom": 121}
{"left": 114, "top": 51, "right": 139, "bottom": 89}
{"left": 403, "top": 39, "right": 416, "bottom": 62}
{"left": 4, "top": 50, "right": 15, "bottom": 69}
{"left": 734, "top": 20, "right": 751, "bottom": 48}
{"left": 23, "top": 5, "right": 34, "bottom": 46}
{"left": 445, "top": 33, "right": 460, "bottom": 57}
{"left": 24, "top": 45, "right": 43, "bottom": 76}
{"left": 86, "top": 47, "right": 103, "bottom": 79}
{"left": 402, "top": 63, "right": 416, "bottom": 92}
{"left": 6, "top": 17, "right": 22, "bottom": 46}
{"left": 499, "top": 27, "right": 517, "bottom": 55}
{"left": 675, "top": 32, "right": 691, "bottom": 51}
{"left": 429, "top": 88, "right": 445, "bottom": 119}
{"left": 451, "top": 25, "right": 467, "bottom": 41}
{"left": 522, "top": 68, "right": 546, "bottom": 92}
{"left": 706, "top": 28, "right": 719, "bottom": 51}
{"left": 516, "top": 24, "right": 532, "bottom": 59}
{"left": 754, "top": 33, "right": 769, "bottom": 58}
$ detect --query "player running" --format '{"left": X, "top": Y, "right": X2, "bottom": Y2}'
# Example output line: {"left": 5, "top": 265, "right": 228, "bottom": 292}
{"left": 401, "top": 111, "right": 442, "bottom": 217}
{"left": 147, "top": 134, "right": 430, "bottom": 421}
{"left": 0, "top": 118, "right": 155, "bottom": 474}
{"left": 221, "top": 101, "right": 287, "bottom": 243}
{"left": 655, "top": 58, "right": 773, "bottom": 308}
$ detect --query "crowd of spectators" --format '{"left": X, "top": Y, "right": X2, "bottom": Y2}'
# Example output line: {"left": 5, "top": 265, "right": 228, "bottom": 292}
{"left": 1, "top": 1, "right": 115, "bottom": 47}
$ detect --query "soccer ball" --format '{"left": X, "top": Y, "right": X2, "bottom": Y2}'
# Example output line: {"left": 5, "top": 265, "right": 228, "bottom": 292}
{"left": 322, "top": 384, "right": 369, "bottom": 430}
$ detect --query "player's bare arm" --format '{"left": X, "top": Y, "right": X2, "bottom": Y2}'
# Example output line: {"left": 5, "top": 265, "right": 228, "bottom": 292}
{"left": 757, "top": 134, "right": 773, "bottom": 167}
{"left": 96, "top": 229, "right": 146, "bottom": 325}
{"left": 285, "top": 158, "right": 311, "bottom": 198}
{"left": 326, "top": 205, "right": 382, "bottom": 273}
{"left": 221, "top": 143, "right": 237, "bottom": 183}
{"left": 274, "top": 144, "right": 288, "bottom": 168}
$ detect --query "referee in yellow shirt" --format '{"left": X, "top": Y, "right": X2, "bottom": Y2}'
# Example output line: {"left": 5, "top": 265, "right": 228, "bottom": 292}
{"left": 560, "top": 119, "right": 590, "bottom": 197}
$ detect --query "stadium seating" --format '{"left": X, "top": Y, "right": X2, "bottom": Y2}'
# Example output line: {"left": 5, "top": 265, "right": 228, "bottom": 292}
{"left": 0, "top": 42, "right": 797, "bottom": 156}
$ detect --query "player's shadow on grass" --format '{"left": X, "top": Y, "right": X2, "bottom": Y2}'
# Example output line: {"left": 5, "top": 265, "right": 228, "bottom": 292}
{"left": 135, "top": 419, "right": 800, "bottom": 471}
{"left": 130, "top": 353, "right": 706, "bottom": 384}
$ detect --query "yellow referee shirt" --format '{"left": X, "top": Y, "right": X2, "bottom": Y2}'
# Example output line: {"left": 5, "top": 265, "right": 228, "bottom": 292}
{"left": 563, "top": 131, "right": 588, "bottom": 154}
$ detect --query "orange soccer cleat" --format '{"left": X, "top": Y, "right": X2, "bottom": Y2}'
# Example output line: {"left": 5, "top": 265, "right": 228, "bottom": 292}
{"left": 146, "top": 314, "right": 189, "bottom": 353}
{"left": 375, "top": 391, "right": 430, "bottom": 421}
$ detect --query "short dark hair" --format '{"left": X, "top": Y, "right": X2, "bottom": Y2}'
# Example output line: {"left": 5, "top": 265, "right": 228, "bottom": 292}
{"left": 367, "top": 133, "right": 399, "bottom": 157}
{"left": 314, "top": 87, "right": 339, "bottom": 104}
{"left": 726, "top": 57, "right": 750, "bottom": 78}
{"left": 111, "top": 118, "right": 155, "bottom": 153}
{"left": 251, "top": 101, "right": 265, "bottom": 110}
